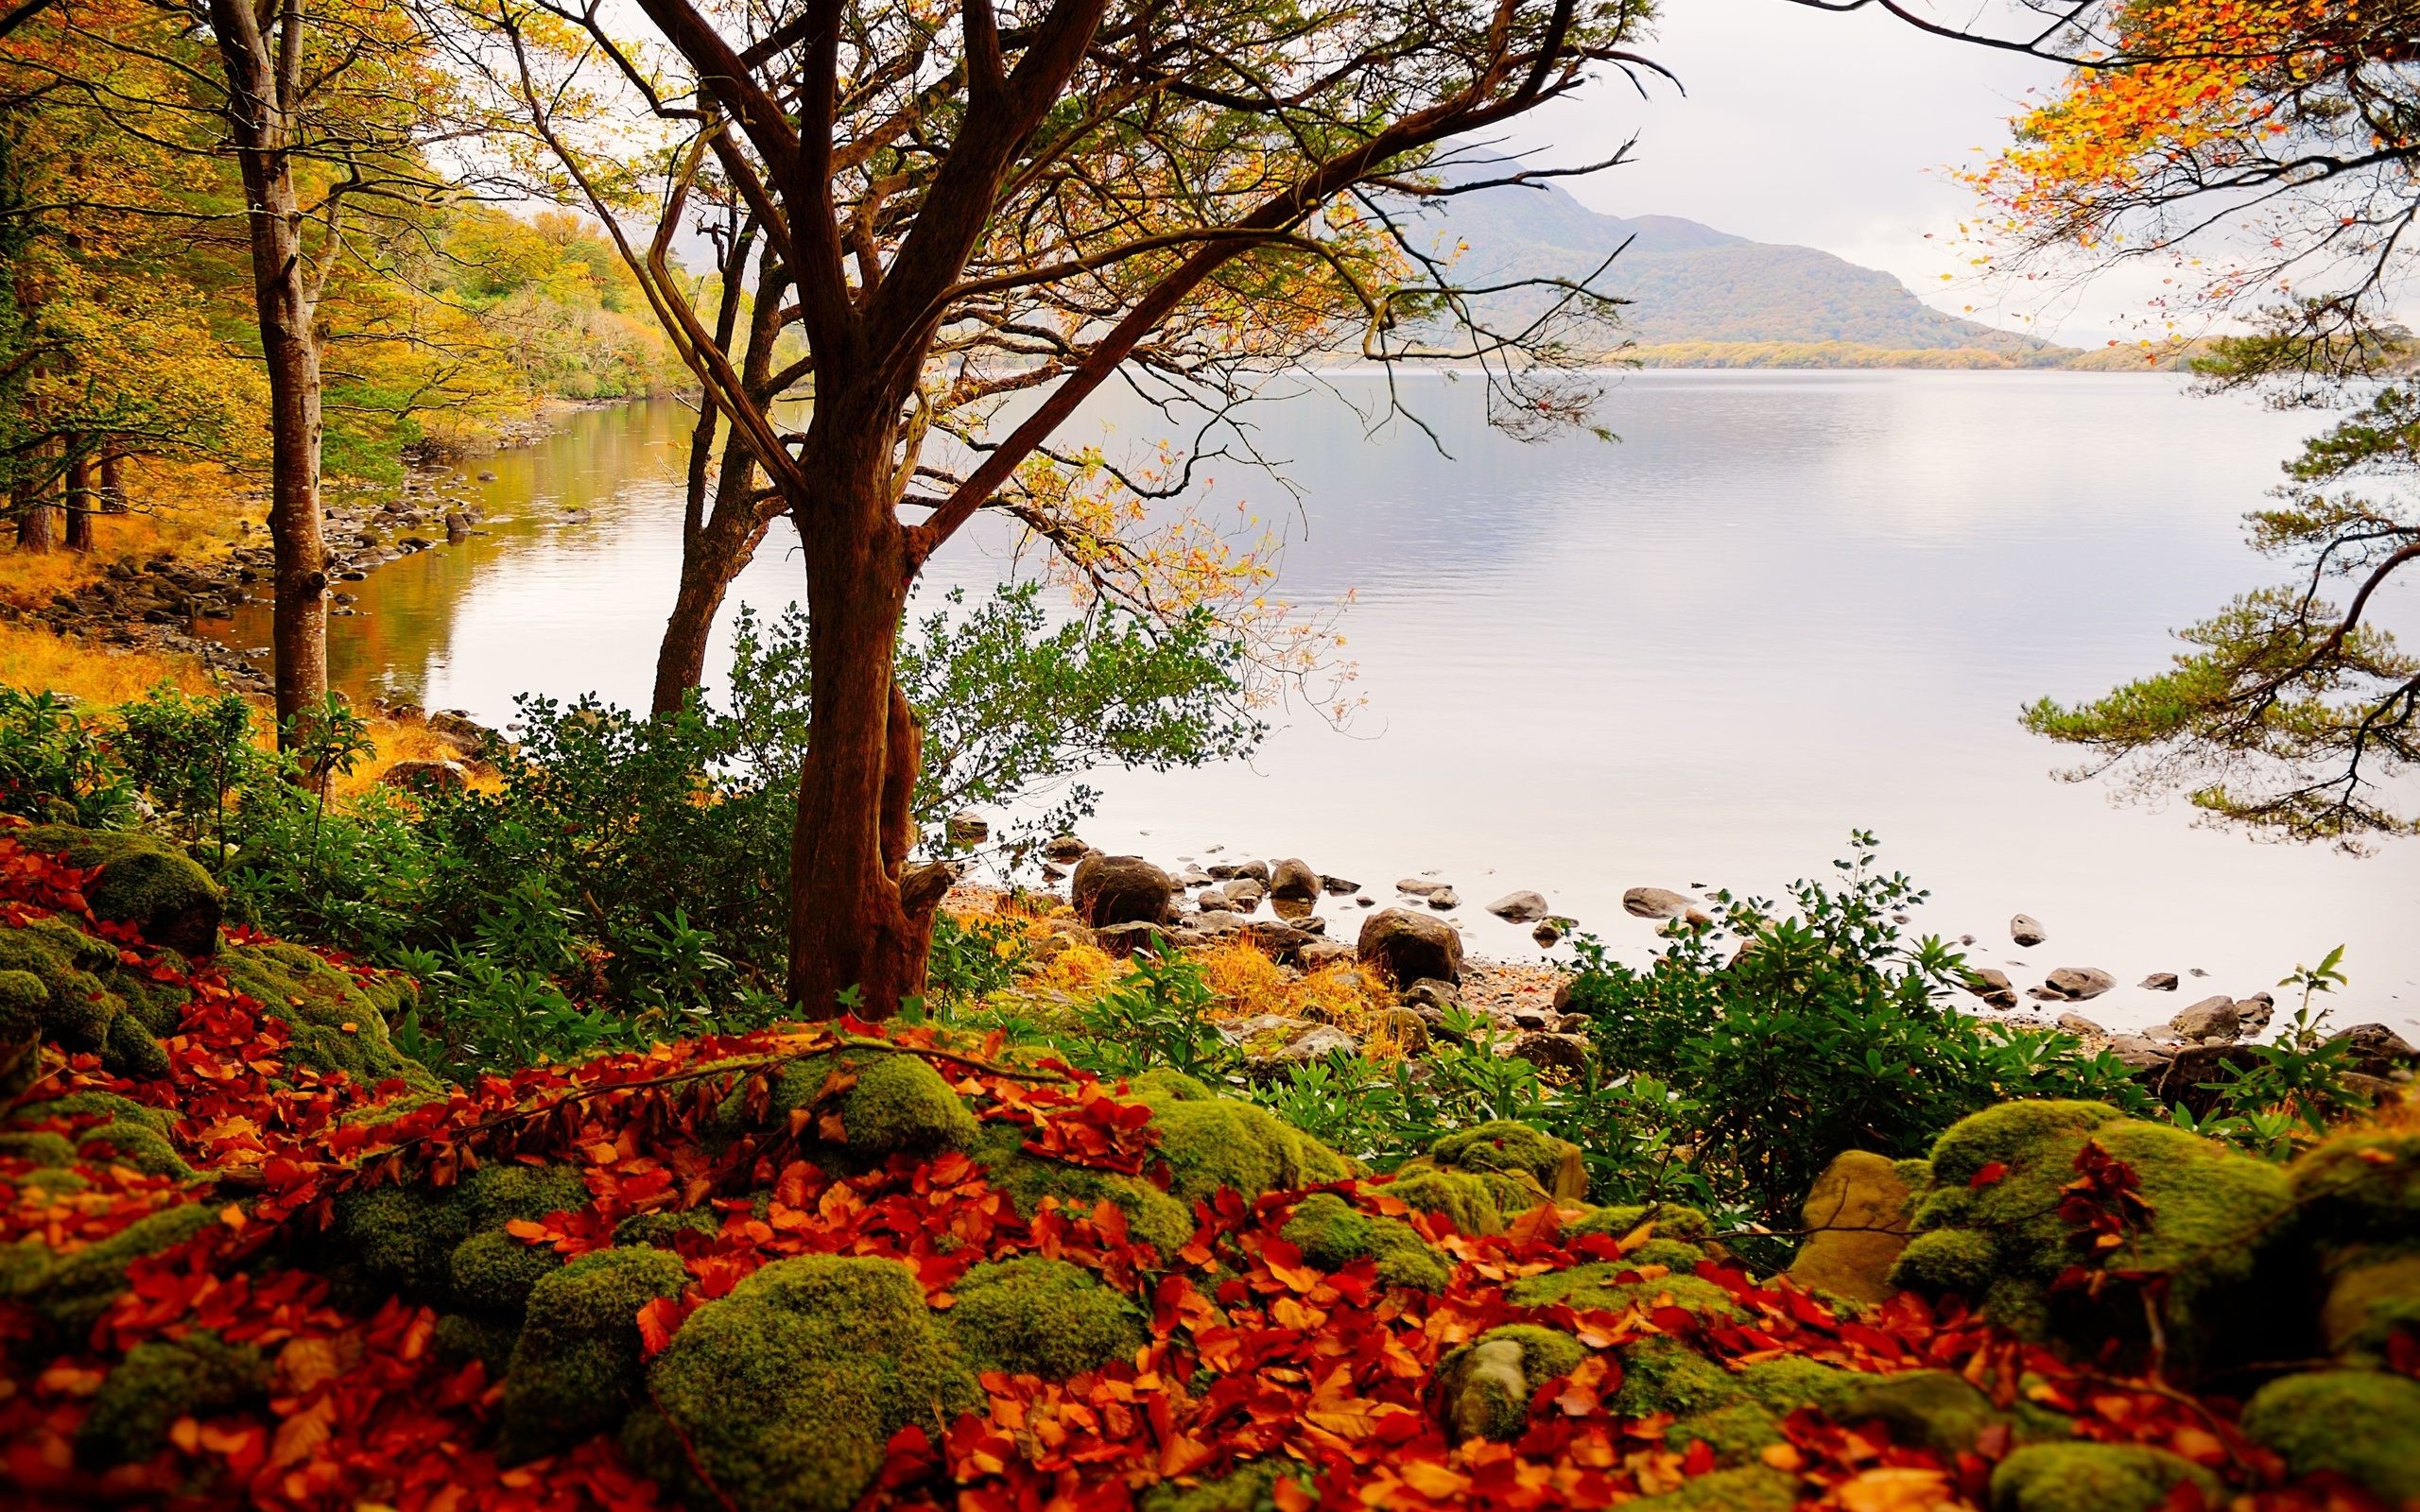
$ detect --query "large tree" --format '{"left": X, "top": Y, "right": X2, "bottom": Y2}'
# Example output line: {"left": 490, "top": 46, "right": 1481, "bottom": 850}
{"left": 472, "top": 0, "right": 1654, "bottom": 1015}
{"left": 1826, "top": 0, "right": 2420, "bottom": 848}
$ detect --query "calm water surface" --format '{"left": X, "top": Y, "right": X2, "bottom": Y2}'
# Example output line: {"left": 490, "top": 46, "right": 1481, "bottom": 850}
{"left": 207, "top": 372, "right": 2420, "bottom": 1031}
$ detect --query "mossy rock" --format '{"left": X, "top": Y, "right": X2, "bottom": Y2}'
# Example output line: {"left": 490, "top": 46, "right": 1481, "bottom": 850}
{"left": 716, "top": 1049, "right": 978, "bottom": 1160}
{"left": 1437, "top": 1323, "right": 1586, "bottom": 1441}
{"left": 433, "top": 1311, "right": 523, "bottom": 1377}
{"left": 2240, "top": 1368, "right": 2420, "bottom": 1501}
{"left": 1566, "top": 1200, "right": 1716, "bottom": 1243}
{"left": 2320, "top": 1246, "right": 2420, "bottom": 1365}
{"left": 1606, "top": 1337, "right": 1750, "bottom": 1419}
{"left": 1281, "top": 1193, "right": 1450, "bottom": 1292}
{"left": 1426, "top": 1120, "right": 1587, "bottom": 1201}
{"left": 8, "top": 1200, "right": 216, "bottom": 1331}
{"left": 1788, "top": 1150, "right": 1913, "bottom": 1307}
{"left": 1126, "top": 1068, "right": 1216, "bottom": 1103}
{"left": 974, "top": 1125, "right": 1194, "bottom": 1258}
{"left": 449, "top": 1228, "right": 563, "bottom": 1316}
{"left": 1667, "top": 1402, "right": 1786, "bottom": 1464}
{"left": 1383, "top": 1168, "right": 1510, "bottom": 1236}
{"left": 942, "top": 1257, "right": 1148, "bottom": 1380}
{"left": 0, "top": 968, "right": 43, "bottom": 1095}
{"left": 19, "top": 1166, "right": 88, "bottom": 1196}
{"left": 1509, "top": 1264, "right": 1748, "bottom": 1325}
{"left": 216, "top": 939, "right": 436, "bottom": 1091}
{"left": 1737, "top": 1356, "right": 1868, "bottom": 1418}
{"left": 76, "top": 1331, "right": 267, "bottom": 1467}
{"left": 100, "top": 1014, "right": 169, "bottom": 1080}
{"left": 1888, "top": 1100, "right": 2291, "bottom": 1361}
{"left": 629, "top": 1254, "right": 982, "bottom": 1512}
{"left": 1139, "top": 1460, "right": 1311, "bottom": 1512}
{"left": 17, "top": 1090, "right": 177, "bottom": 1135}
{"left": 1836, "top": 1369, "right": 2069, "bottom": 1454}
{"left": 75, "top": 1118, "right": 193, "bottom": 1179}
{"left": 498, "top": 1245, "right": 690, "bottom": 1463}
{"left": 0, "top": 914, "right": 127, "bottom": 1052}
{"left": 1623, "top": 1466, "right": 1800, "bottom": 1512}
{"left": 2291, "top": 1130, "right": 2420, "bottom": 1244}
{"left": 1988, "top": 1442, "right": 2223, "bottom": 1512}
{"left": 1141, "top": 1092, "right": 1353, "bottom": 1204}
{"left": 613, "top": 1208, "right": 724, "bottom": 1250}
{"left": 0, "top": 1128, "right": 76, "bottom": 1165}
{"left": 21, "top": 824, "right": 222, "bottom": 956}
{"left": 328, "top": 1162, "right": 591, "bottom": 1302}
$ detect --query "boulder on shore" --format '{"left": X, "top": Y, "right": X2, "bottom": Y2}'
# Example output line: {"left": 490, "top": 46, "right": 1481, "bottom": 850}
{"left": 2044, "top": 966, "right": 2115, "bottom": 1001}
{"left": 1486, "top": 890, "right": 1551, "bottom": 922}
{"left": 2168, "top": 996, "right": 2239, "bottom": 1043}
{"left": 1269, "top": 858, "right": 1320, "bottom": 902}
{"left": 1621, "top": 886, "right": 1692, "bottom": 920}
{"left": 1070, "top": 854, "right": 1173, "bottom": 929}
{"left": 1357, "top": 908, "right": 1462, "bottom": 987}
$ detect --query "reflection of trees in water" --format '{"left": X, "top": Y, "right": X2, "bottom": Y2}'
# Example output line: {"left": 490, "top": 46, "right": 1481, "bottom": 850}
{"left": 205, "top": 401, "right": 694, "bottom": 706}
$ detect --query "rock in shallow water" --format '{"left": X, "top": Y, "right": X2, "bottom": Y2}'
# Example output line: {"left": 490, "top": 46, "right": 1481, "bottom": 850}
{"left": 2010, "top": 913, "right": 2048, "bottom": 947}
{"left": 2141, "top": 971, "right": 2180, "bottom": 991}
{"left": 1485, "top": 890, "right": 1551, "bottom": 922}
{"left": 1621, "top": 886, "right": 1692, "bottom": 919}
{"left": 2168, "top": 996, "right": 2239, "bottom": 1043}
{"left": 2045, "top": 966, "right": 2115, "bottom": 1001}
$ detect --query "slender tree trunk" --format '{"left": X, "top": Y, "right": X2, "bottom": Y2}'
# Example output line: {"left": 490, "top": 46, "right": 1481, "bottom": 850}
{"left": 783, "top": 402, "right": 947, "bottom": 1018}
{"left": 11, "top": 459, "right": 51, "bottom": 554}
{"left": 62, "top": 446, "right": 93, "bottom": 551}
{"left": 211, "top": 0, "right": 329, "bottom": 737}
{"left": 97, "top": 449, "right": 127, "bottom": 512}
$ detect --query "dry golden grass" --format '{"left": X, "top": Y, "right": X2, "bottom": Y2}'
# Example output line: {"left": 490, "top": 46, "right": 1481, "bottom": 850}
{"left": 0, "top": 621, "right": 222, "bottom": 702}
{"left": 1197, "top": 939, "right": 1392, "bottom": 1032}
{"left": 0, "top": 460, "right": 255, "bottom": 613}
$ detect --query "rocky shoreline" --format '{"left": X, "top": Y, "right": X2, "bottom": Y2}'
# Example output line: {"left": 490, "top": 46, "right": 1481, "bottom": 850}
{"left": 0, "top": 403, "right": 593, "bottom": 698}
{"left": 999, "top": 838, "right": 2420, "bottom": 1098}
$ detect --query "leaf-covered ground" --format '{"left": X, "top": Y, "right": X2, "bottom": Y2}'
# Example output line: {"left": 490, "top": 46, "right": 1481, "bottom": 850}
{"left": 0, "top": 826, "right": 2409, "bottom": 1512}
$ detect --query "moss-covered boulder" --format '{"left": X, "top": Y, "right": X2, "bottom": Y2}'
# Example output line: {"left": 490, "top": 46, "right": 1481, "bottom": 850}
{"left": 0, "top": 913, "right": 170, "bottom": 1078}
{"left": 499, "top": 1246, "right": 690, "bottom": 1463}
{"left": 942, "top": 1257, "right": 1148, "bottom": 1380}
{"left": 1139, "top": 1460, "right": 1311, "bottom": 1512}
{"left": 22, "top": 824, "right": 221, "bottom": 956}
{"left": 2290, "top": 1129, "right": 2419, "bottom": 1243}
{"left": 1437, "top": 1324, "right": 1585, "bottom": 1441}
{"left": 973, "top": 1125, "right": 1194, "bottom": 1258}
{"left": 74, "top": 1117, "right": 192, "bottom": 1178}
{"left": 5, "top": 1200, "right": 216, "bottom": 1332}
{"left": 716, "top": 1048, "right": 978, "bottom": 1160}
{"left": 76, "top": 1331, "right": 268, "bottom": 1467}
{"left": 1787, "top": 1150, "right": 1912, "bottom": 1306}
{"left": 1836, "top": 1369, "right": 2068, "bottom": 1454}
{"left": 1509, "top": 1264, "right": 1747, "bottom": 1325}
{"left": 2240, "top": 1369, "right": 2420, "bottom": 1502}
{"left": 1383, "top": 1168, "right": 1522, "bottom": 1236}
{"left": 1281, "top": 1193, "right": 1450, "bottom": 1292}
{"left": 0, "top": 967, "right": 42, "bottom": 1095}
{"left": 325, "top": 1162, "right": 590, "bottom": 1304}
{"left": 449, "top": 1228, "right": 564, "bottom": 1316}
{"left": 1132, "top": 1080, "right": 1353, "bottom": 1203}
{"left": 1987, "top": 1443, "right": 2222, "bottom": 1512}
{"left": 1565, "top": 1200, "right": 1715, "bottom": 1243}
{"left": 629, "top": 1254, "right": 982, "bottom": 1512}
{"left": 1888, "top": 1101, "right": 2290, "bottom": 1360}
{"left": 2319, "top": 1247, "right": 2420, "bottom": 1365}
{"left": 1622, "top": 1466, "right": 1800, "bottom": 1512}
{"left": 1426, "top": 1121, "right": 1587, "bottom": 1201}
{"left": 216, "top": 939, "right": 435, "bottom": 1091}
{"left": 433, "top": 1310, "right": 523, "bottom": 1377}
{"left": 613, "top": 1208, "right": 724, "bottom": 1251}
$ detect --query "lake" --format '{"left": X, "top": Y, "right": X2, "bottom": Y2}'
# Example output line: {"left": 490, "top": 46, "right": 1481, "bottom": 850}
{"left": 203, "top": 371, "right": 2420, "bottom": 1032}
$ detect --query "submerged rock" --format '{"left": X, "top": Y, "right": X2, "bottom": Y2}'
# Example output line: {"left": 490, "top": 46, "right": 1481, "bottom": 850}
{"left": 1486, "top": 890, "right": 1552, "bottom": 922}
{"left": 1622, "top": 886, "right": 1693, "bottom": 920}
{"left": 1268, "top": 858, "right": 1319, "bottom": 902}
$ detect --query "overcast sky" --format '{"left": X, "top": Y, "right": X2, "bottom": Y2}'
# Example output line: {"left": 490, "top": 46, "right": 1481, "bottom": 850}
{"left": 1496, "top": 0, "right": 2171, "bottom": 346}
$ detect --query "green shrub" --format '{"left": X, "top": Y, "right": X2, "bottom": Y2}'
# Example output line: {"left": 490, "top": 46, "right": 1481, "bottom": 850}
{"left": 0, "top": 687, "right": 131, "bottom": 829}
{"left": 942, "top": 1257, "right": 1149, "bottom": 1379}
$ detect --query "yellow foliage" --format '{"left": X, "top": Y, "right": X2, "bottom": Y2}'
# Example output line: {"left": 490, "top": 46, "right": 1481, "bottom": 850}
{"left": 0, "top": 623, "right": 221, "bottom": 704}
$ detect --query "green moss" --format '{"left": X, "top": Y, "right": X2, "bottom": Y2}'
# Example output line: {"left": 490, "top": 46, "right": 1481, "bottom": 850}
{"left": 1891, "top": 1100, "right": 2291, "bottom": 1356}
{"left": 1987, "top": 1443, "right": 2221, "bottom": 1512}
{"left": 1126, "top": 1068, "right": 1214, "bottom": 1103}
{"left": 449, "top": 1228, "right": 563, "bottom": 1315}
{"left": 1623, "top": 1466, "right": 1800, "bottom": 1512}
{"left": 1509, "top": 1264, "right": 1748, "bottom": 1324}
{"left": 100, "top": 1013, "right": 169, "bottom": 1080}
{"left": 942, "top": 1257, "right": 1148, "bottom": 1380}
{"left": 75, "top": 1119, "right": 193, "bottom": 1179}
{"left": 15, "top": 1200, "right": 216, "bottom": 1329}
{"left": 1667, "top": 1403, "right": 1784, "bottom": 1464}
{"left": 22, "top": 824, "right": 221, "bottom": 955}
{"left": 975, "top": 1125, "right": 1194, "bottom": 1258}
{"left": 1427, "top": 1121, "right": 1585, "bottom": 1200}
{"left": 0, "top": 914, "right": 120, "bottom": 1049}
{"left": 613, "top": 1209, "right": 724, "bottom": 1250}
{"left": 717, "top": 1050, "right": 978, "bottom": 1160}
{"left": 628, "top": 1254, "right": 982, "bottom": 1512}
{"left": 1629, "top": 1238, "right": 1710, "bottom": 1272}
{"left": 19, "top": 1091, "right": 176, "bottom": 1134}
{"left": 0, "top": 1130, "right": 75, "bottom": 1165}
{"left": 1139, "top": 1460, "right": 1308, "bottom": 1512}
{"left": 2292, "top": 1131, "right": 2420, "bottom": 1245}
{"left": 1835, "top": 1369, "right": 2068, "bottom": 1454}
{"left": 217, "top": 939, "right": 436, "bottom": 1091}
{"left": 1438, "top": 1323, "right": 1588, "bottom": 1441}
{"left": 1383, "top": 1168, "right": 1507, "bottom": 1236}
{"left": 2240, "top": 1369, "right": 2420, "bottom": 1500}
{"left": 330, "top": 1162, "right": 590, "bottom": 1301}
{"left": 2321, "top": 1247, "right": 2420, "bottom": 1364}
{"left": 1607, "top": 1337, "right": 1747, "bottom": 1418}
{"left": 1566, "top": 1201, "right": 1716, "bottom": 1242}
{"left": 499, "top": 1246, "right": 690, "bottom": 1463}
{"left": 0, "top": 967, "right": 43, "bottom": 1095}
{"left": 1281, "top": 1193, "right": 1450, "bottom": 1292}
{"left": 1147, "top": 1096, "right": 1353, "bottom": 1204}
{"left": 1737, "top": 1356, "right": 1866, "bottom": 1417}
{"left": 20, "top": 1167, "right": 86, "bottom": 1195}
{"left": 76, "top": 1331, "right": 267, "bottom": 1467}
{"left": 434, "top": 1311, "right": 522, "bottom": 1376}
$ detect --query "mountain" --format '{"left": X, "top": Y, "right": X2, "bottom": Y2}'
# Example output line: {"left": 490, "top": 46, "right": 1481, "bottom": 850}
{"left": 1407, "top": 169, "right": 2074, "bottom": 364}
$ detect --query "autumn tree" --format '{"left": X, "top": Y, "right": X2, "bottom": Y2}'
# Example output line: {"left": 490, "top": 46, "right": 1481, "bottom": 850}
{"left": 460, "top": 0, "right": 1651, "bottom": 1015}
{"left": 1823, "top": 0, "right": 2420, "bottom": 846}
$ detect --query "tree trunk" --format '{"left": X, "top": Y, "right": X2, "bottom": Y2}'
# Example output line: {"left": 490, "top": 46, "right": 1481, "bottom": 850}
{"left": 62, "top": 447, "right": 93, "bottom": 551}
{"left": 782, "top": 408, "right": 943, "bottom": 1019}
{"left": 97, "top": 449, "right": 127, "bottom": 512}
{"left": 11, "top": 462, "right": 51, "bottom": 554}
{"left": 211, "top": 0, "right": 330, "bottom": 738}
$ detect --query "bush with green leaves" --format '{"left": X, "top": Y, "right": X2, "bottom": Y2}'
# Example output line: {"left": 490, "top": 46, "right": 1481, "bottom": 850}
{"left": 1562, "top": 833, "right": 2147, "bottom": 1229}
{"left": 0, "top": 687, "right": 131, "bottom": 829}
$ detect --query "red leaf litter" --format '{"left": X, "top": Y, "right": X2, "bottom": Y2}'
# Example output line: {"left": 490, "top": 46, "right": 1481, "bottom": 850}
{"left": 0, "top": 832, "right": 2397, "bottom": 1511}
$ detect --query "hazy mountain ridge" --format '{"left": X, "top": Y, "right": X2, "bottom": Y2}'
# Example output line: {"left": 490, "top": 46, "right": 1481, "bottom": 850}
{"left": 1415, "top": 170, "right": 2076, "bottom": 364}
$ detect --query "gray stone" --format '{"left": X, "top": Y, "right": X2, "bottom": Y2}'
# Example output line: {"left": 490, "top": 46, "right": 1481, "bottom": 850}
{"left": 1512, "top": 1032, "right": 1589, "bottom": 1074}
{"left": 1191, "top": 909, "right": 1251, "bottom": 937}
{"left": 1284, "top": 1025, "right": 1359, "bottom": 1063}
{"left": 1236, "top": 860, "right": 1271, "bottom": 884}
{"left": 2140, "top": 972, "right": 2180, "bottom": 992}
{"left": 379, "top": 758, "right": 470, "bottom": 793}
{"left": 1221, "top": 877, "right": 1267, "bottom": 912}
{"left": 2044, "top": 966, "right": 2116, "bottom": 1001}
{"left": 1226, "top": 1013, "right": 1311, "bottom": 1044}
{"left": 1269, "top": 858, "right": 1320, "bottom": 902}
{"left": 1172, "top": 864, "right": 1213, "bottom": 888}
{"left": 1071, "top": 854, "right": 1174, "bottom": 929}
{"left": 1093, "top": 920, "right": 1175, "bottom": 957}
{"left": 1425, "top": 887, "right": 1461, "bottom": 911}
{"left": 1510, "top": 1008, "right": 1551, "bottom": 1032}
{"left": 1403, "top": 979, "right": 1461, "bottom": 1013}
{"left": 2055, "top": 1012, "right": 2107, "bottom": 1038}
{"left": 1621, "top": 886, "right": 1693, "bottom": 919}
{"left": 1042, "top": 833, "right": 1090, "bottom": 863}
{"left": 2328, "top": 1022, "right": 2420, "bottom": 1078}
{"left": 1961, "top": 967, "right": 2014, "bottom": 998}
{"left": 1485, "top": 890, "right": 1552, "bottom": 922}
{"left": 1320, "top": 875, "right": 1359, "bottom": 896}
{"left": 1243, "top": 920, "right": 1320, "bottom": 963}
{"left": 2107, "top": 1034, "right": 2173, "bottom": 1068}
{"left": 1531, "top": 919, "right": 1564, "bottom": 947}
{"left": 2168, "top": 995, "right": 2240, "bottom": 1042}
{"left": 1395, "top": 877, "right": 1448, "bottom": 898}
{"left": 2235, "top": 991, "right": 2276, "bottom": 1033}
{"left": 2010, "top": 914, "right": 2048, "bottom": 947}
{"left": 1374, "top": 1008, "right": 1429, "bottom": 1053}
{"left": 945, "top": 810, "right": 989, "bottom": 847}
{"left": 1299, "top": 941, "right": 1357, "bottom": 971}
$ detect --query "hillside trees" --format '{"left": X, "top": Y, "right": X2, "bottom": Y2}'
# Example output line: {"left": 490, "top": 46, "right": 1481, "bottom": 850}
{"left": 1868, "top": 0, "right": 2420, "bottom": 846}
{"left": 468, "top": 0, "right": 1653, "bottom": 1016}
